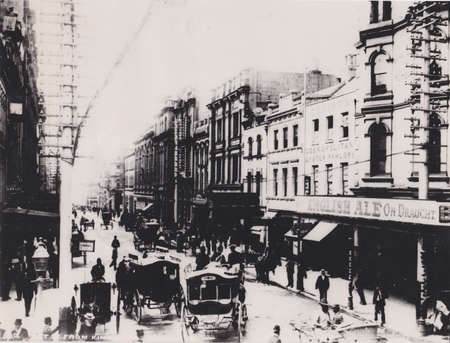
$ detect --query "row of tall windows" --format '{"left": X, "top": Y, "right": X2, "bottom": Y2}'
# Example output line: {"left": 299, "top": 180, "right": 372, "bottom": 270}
{"left": 273, "top": 124, "right": 299, "bottom": 150}
{"left": 272, "top": 166, "right": 299, "bottom": 197}
{"left": 310, "top": 163, "right": 349, "bottom": 195}
{"left": 246, "top": 171, "right": 262, "bottom": 197}
{"left": 312, "top": 113, "right": 349, "bottom": 141}
{"left": 215, "top": 112, "right": 241, "bottom": 143}
{"left": 247, "top": 135, "right": 262, "bottom": 157}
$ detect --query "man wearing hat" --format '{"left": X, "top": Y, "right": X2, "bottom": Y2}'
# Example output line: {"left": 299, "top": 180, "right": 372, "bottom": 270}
{"left": 11, "top": 319, "right": 29, "bottom": 341}
{"left": 227, "top": 244, "right": 241, "bottom": 266}
{"left": 315, "top": 269, "right": 330, "bottom": 302}
{"left": 268, "top": 325, "right": 281, "bottom": 343}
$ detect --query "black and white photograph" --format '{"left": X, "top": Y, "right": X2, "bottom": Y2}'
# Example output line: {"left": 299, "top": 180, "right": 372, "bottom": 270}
{"left": 0, "top": 0, "right": 449, "bottom": 342}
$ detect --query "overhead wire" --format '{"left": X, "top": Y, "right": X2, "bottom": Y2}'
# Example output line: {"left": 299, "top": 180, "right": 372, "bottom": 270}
{"left": 72, "top": 0, "right": 158, "bottom": 165}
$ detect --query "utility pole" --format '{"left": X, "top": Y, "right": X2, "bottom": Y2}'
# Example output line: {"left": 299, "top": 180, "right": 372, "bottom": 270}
{"left": 407, "top": 2, "right": 448, "bottom": 334}
{"left": 296, "top": 68, "right": 308, "bottom": 292}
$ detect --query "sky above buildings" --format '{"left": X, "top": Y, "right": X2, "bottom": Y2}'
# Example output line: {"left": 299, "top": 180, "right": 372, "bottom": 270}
{"left": 71, "top": 0, "right": 371, "bottom": 201}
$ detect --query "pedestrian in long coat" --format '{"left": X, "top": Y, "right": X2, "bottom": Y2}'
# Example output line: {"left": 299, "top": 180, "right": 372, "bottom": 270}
{"left": 110, "top": 236, "right": 120, "bottom": 270}
{"left": 373, "top": 285, "right": 386, "bottom": 325}
{"left": 286, "top": 260, "right": 295, "bottom": 288}
{"left": 315, "top": 269, "right": 330, "bottom": 301}
{"left": 22, "top": 260, "right": 37, "bottom": 317}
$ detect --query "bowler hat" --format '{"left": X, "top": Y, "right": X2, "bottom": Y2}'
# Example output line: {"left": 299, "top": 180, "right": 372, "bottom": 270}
{"left": 14, "top": 319, "right": 22, "bottom": 326}
{"left": 273, "top": 325, "right": 280, "bottom": 333}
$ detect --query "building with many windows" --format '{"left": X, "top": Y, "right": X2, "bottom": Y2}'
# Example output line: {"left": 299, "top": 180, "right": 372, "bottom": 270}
{"left": 123, "top": 151, "right": 135, "bottom": 214}
{"left": 207, "top": 68, "right": 338, "bottom": 242}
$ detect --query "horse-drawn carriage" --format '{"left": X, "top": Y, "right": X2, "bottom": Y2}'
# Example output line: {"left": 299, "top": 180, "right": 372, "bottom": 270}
{"left": 133, "top": 219, "right": 160, "bottom": 252}
{"left": 181, "top": 262, "right": 248, "bottom": 342}
{"left": 101, "top": 210, "right": 112, "bottom": 229}
{"left": 71, "top": 230, "right": 86, "bottom": 265}
{"left": 121, "top": 253, "right": 182, "bottom": 324}
{"left": 65, "top": 281, "right": 120, "bottom": 339}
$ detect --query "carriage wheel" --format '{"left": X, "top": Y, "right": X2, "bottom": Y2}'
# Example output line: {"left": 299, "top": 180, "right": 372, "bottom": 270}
{"left": 174, "top": 295, "right": 182, "bottom": 317}
{"left": 237, "top": 304, "right": 243, "bottom": 342}
{"left": 133, "top": 293, "right": 140, "bottom": 323}
{"left": 180, "top": 302, "right": 189, "bottom": 343}
{"left": 115, "top": 290, "right": 121, "bottom": 334}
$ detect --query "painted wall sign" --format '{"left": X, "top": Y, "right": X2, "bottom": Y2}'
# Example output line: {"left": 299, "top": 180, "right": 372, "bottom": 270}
{"left": 304, "top": 140, "right": 354, "bottom": 163}
{"left": 295, "top": 196, "right": 450, "bottom": 226}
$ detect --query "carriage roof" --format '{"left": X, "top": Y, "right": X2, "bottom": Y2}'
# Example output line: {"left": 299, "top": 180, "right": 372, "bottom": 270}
{"left": 185, "top": 263, "right": 240, "bottom": 282}
{"left": 130, "top": 254, "right": 180, "bottom": 267}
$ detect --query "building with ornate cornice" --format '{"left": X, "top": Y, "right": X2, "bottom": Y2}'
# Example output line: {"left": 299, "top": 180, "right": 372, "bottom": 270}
{"left": 206, "top": 68, "right": 338, "bottom": 244}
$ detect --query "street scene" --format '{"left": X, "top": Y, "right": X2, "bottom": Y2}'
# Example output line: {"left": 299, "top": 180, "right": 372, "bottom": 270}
{"left": 0, "top": 0, "right": 450, "bottom": 342}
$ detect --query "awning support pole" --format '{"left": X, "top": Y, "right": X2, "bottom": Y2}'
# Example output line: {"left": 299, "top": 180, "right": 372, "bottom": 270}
{"left": 296, "top": 240, "right": 305, "bottom": 292}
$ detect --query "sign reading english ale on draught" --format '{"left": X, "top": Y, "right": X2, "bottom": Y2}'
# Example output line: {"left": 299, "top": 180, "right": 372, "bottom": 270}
{"left": 295, "top": 196, "right": 450, "bottom": 226}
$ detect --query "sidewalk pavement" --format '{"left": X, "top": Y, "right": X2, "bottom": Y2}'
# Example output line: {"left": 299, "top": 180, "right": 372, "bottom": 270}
{"left": 244, "top": 258, "right": 450, "bottom": 343}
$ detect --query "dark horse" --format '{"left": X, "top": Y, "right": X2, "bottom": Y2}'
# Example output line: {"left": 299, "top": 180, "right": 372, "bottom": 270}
{"left": 255, "top": 248, "right": 279, "bottom": 284}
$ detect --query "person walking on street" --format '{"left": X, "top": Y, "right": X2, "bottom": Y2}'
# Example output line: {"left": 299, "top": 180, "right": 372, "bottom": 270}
{"left": 315, "top": 269, "right": 330, "bottom": 302}
{"left": 11, "top": 318, "right": 29, "bottom": 341}
{"left": 110, "top": 236, "right": 120, "bottom": 270}
{"left": 14, "top": 258, "right": 25, "bottom": 301}
{"left": 268, "top": 324, "right": 281, "bottom": 343}
{"left": 373, "top": 285, "right": 386, "bottom": 326}
{"left": 195, "top": 246, "right": 210, "bottom": 271}
{"left": 286, "top": 260, "right": 295, "bottom": 288}
{"left": 91, "top": 258, "right": 105, "bottom": 282}
{"left": 353, "top": 270, "right": 367, "bottom": 305}
{"left": 22, "top": 259, "right": 37, "bottom": 317}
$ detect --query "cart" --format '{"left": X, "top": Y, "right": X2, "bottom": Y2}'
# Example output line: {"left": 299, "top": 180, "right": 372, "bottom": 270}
{"left": 121, "top": 253, "right": 182, "bottom": 324}
{"left": 72, "top": 281, "right": 121, "bottom": 337}
{"left": 133, "top": 219, "right": 160, "bottom": 252}
{"left": 181, "top": 262, "right": 247, "bottom": 342}
{"left": 71, "top": 231, "right": 86, "bottom": 265}
{"left": 101, "top": 211, "right": 112, "bottom": 229}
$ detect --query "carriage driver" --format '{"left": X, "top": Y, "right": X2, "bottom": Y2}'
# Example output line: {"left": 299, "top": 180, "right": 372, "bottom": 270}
{"left": 91, "top": 258, "right": 105, "bottom": 282}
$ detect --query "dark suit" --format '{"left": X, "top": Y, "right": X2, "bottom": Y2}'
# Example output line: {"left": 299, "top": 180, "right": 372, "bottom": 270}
{"left": 373, "top": 288, "right": 386, "bottom": 324}
{"left": 315, "top": 274, "right": 330, "bottom": 301}
{"left": 22, "top": 263, "right": 37, "bottom": 316}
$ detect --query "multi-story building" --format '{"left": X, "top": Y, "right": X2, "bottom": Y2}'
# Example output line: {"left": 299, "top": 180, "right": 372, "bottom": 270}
{"left": 191, "top": 117, "right": 209, "bottom": 235}
{"left": 134, "top": 128, "right": 155, "bottom": 213}
{"left": 0, "top": 0, "right": 57, "bottom": 298}
{"left": 153, "top": 101, "right": 176, "bottom": 228}
{"left": 260, "top": 1, "right": 450, "bottom": 329}
{"left": 174, "top": 93, "right": 197, "bottom": 230}
{"left": 123, "top": 151, "right": 135, "bottom": 214}
{"left": 207, "top": 68, "right": 339, "bottom": 241}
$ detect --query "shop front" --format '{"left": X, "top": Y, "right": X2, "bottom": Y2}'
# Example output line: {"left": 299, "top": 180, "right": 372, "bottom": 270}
{"left": 1, "top": 208, "right": 60, "bottom": 299}
{"left": 294, "top": 195, "right": 450, "bottom": 312}
{"left": 206, "top": 191, "right": 263, "bottom": 245}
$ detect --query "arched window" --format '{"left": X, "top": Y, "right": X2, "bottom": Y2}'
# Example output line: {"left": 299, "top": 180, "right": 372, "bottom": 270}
{"left": 248, "top": 137, "right": 253, "bottom": 157}
{"left": 371, "top": 53, "right": 389, "bottom": 95}
{"left": 369, "top": 123, "right": 387, "bottom": 176}
{"left": 256, "top": 135, "right": 262, "bottom": 156}
{"left": 428, "top": 113, "right": 441, "bottom": 174}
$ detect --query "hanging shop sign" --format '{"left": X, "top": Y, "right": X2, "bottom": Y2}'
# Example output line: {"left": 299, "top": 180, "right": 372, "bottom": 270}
{"left": 295, "top": 196, "right": 450, "bottom": 227}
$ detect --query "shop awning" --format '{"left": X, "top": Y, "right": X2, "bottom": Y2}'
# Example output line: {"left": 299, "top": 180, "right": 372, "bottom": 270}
{"left": 302, "top": 221, "right": 338, "bottom": 242}
{"left": 262, "top": 211, "right": 276, "bottom": 220}
{"left": 142, "top": 203, "right": 154, "bottom": 212}
{"left": 284, "top": 230, "right": 297, "bottom": 239}
{"left": 251, "top": 225, "right": 265, "bottom": 234}
{"left": 3, "top": 207, "right": 59, "bottom": 218}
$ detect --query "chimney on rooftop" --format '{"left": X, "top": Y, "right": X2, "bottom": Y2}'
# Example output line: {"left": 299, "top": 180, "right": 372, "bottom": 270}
{"left": 345, "top": 53, "right": 358, "bottom": 80}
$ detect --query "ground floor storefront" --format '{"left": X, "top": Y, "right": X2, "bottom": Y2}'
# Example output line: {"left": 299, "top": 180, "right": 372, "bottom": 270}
{"left": 268, "top": 195, "right": 450, "bottom": 330}
{"left": 0, "top": 208, "right": 60, "bottom": 300}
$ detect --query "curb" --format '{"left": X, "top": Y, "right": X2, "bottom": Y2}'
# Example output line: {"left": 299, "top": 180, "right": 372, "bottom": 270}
{"left": 244, "top": 269, "right": 447, "bottom": 343}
